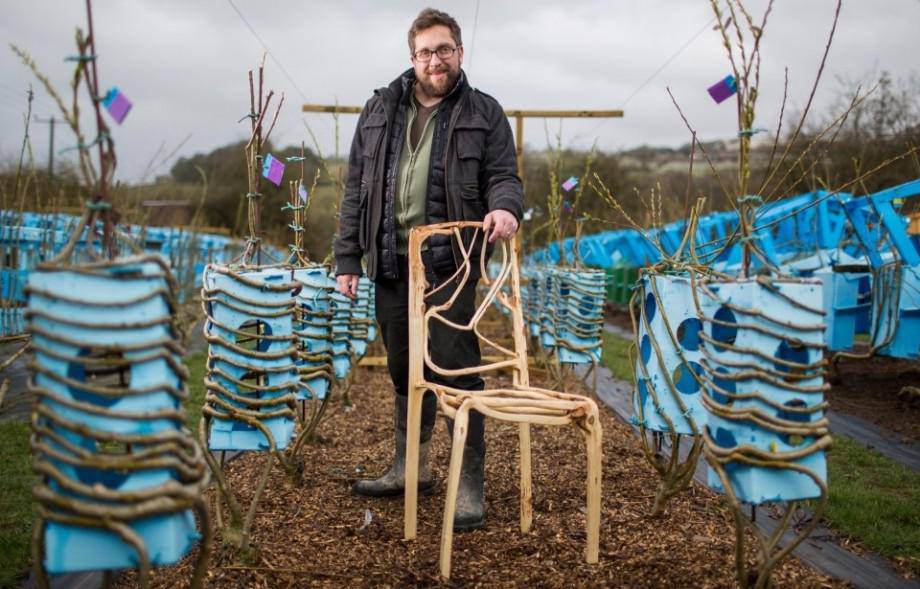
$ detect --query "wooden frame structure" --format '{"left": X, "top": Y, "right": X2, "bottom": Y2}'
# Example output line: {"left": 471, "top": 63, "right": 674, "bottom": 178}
{"left": 403, "top": 221, "right": 603, "bottom": 579}
{"left": 301, "top": 104, "right": 624, "bottom": 189}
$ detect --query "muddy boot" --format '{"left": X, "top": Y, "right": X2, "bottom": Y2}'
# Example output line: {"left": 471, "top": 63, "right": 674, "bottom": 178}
{"left": 448, "top": 411, "right": 486, "bottom": 531}
{"left": 353, "top": 394, "right": 437, "bottom": 497}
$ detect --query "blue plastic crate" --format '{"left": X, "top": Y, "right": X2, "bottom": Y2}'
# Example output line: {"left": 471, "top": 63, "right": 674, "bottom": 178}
{"left": 554, "top": 268, "right": 606, "bottom": 364}
{"left": 27, "top": 259, "right": 184, "bottom": 435}
{"left": 0, "top": 307, "right": 24, "bottom": 336}
{"left": 698, "top": 278, "right": 827, "bottom": 504}
{"left": 633, "top": 273, "right": 711, "bottom": 435}
{"left": 204, "top": 266, "right": 299, "bottom": 451}
{"left": 25, "top": 255, "right": 202, "bottom": 574}
{"left": 293, "top": 267, "right": 334, "bottom": 355}
{"left": 329, "top": 289, "right": 354, "bottom": 379}
{"left": 872, "top": 265, "right": 920, "bottom": 359}
{"left": 816, "top": 270, "right": 870, "bottom": 352}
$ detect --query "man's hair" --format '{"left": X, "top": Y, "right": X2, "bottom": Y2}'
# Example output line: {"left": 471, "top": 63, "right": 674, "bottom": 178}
{"left": 408, "top": 8, "right": 462, "bottom": 53}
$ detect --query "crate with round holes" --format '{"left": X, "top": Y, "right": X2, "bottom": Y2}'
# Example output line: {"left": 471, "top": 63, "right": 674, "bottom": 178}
{"left": 26, "top": 256, "right": 204, "bottom": 573}
{"left": 27, "top": 258, "right": 184, "bottom": 435}
{"left": 697, "top": 277, "right": 827, "bottom": 504}
{"left": 632, "top": 273, "right": 711, "bottom": 435}
{"left": 203, "top": 266, "right": 299, "bottom": 451}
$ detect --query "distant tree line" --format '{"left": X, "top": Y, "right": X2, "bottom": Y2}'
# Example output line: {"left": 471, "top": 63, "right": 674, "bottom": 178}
{"left": 3, "top": 73, "right": 918, "bottom": 260}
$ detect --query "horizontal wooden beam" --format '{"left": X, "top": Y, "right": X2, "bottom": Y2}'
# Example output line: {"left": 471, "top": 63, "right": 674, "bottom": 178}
{"left": 303, "top": 104, "right": 624, "bottom": 119}
{"left": 504, "top": 109, "right": 623, "bottom": 119}
{"left": 302, "top": 104, "right": 363, "bottom": 114}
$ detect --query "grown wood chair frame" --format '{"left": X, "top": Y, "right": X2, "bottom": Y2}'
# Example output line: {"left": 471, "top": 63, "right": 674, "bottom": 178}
{"left": 403, "top": 221, "right": 602, "bottom": 579}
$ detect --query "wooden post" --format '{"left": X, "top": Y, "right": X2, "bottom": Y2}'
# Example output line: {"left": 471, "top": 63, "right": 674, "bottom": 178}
{"left": 404, "top": 227, "right": 427, "bottom": 541}
{"left": 519, "top": 423, "right": 533, "bottom": 533}
{"left": 440, "top": 404, "right": 470, "bottom": 579}
{"left": 585, "top": 403, "right": 603, "bottom": 564}
{"left": 515, "top": 114, "right": 524, "bottom": 188}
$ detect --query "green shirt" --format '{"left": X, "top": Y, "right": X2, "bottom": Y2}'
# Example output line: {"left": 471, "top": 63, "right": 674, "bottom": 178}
{"left": 395, "top": 96, "right": 439, "bottom": 254}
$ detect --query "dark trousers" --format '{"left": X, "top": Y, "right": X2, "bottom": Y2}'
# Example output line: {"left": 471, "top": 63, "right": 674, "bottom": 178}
{"left": 374, "top": 255, "right": 485, "bottom": 446}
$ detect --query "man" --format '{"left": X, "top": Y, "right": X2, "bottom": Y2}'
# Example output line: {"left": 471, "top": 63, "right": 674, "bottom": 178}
{"left": 334, "top": 7, "right": 523, "bottom": 531}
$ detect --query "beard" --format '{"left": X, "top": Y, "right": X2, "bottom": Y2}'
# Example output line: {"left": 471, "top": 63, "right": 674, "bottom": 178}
{"left": 416, "top": 64, "right": 460, "bottom": 98}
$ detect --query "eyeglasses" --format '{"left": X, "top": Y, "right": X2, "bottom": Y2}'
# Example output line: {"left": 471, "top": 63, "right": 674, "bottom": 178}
{"left": 412, "top": 44, "right": 460, "bottom": 62}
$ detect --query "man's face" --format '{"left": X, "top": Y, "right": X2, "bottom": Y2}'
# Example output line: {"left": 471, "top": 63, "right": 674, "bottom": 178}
{"left": 411, "top": 25, "right": 463, "bottom": 99}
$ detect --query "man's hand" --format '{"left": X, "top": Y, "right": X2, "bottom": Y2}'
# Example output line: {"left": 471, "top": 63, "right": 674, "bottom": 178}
{"left": 337, "top": 274, "right": 360, "bottom": 299}
{"left": 482, "top": 209, "right": 519, "bottom": 243}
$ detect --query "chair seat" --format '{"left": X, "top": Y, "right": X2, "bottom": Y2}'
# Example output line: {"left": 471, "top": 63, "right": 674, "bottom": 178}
{"left": 427, "top": 383, "right": 597, "bottom": 421}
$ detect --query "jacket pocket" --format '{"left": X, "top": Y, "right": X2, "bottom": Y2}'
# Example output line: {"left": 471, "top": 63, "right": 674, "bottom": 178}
{"left": 459, "top": 182, "right": 485, "bottom": 220}
{"left": 452, "top": 114, "right": 490, "bottom": 216}
{"left": 361, "top": 113, "right": 387, "bottom": 159}
{"left": 454, "top": 113, "right": 490, "bottom": 162}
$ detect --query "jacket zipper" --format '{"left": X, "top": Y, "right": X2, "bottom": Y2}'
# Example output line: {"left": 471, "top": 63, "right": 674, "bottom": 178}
{"left": 443, "top": 99, "right": 465, "bottom": 274}
{"left": 365, "top": 98, "right": 389, "bottom": 279}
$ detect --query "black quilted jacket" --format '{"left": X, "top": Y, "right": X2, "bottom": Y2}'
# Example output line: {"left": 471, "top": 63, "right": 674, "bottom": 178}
{"left": 334, "top": 68, "right": 523, "bottom": 281}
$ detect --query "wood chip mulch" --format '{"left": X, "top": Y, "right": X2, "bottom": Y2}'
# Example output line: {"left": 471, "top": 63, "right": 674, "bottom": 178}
{"left": 119, "top": 360, "right": 845, "bottom": 588}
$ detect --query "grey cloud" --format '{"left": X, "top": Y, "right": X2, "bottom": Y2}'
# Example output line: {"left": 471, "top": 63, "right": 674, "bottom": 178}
{"left": 1, "top": 0, "right": 918, "bottom": 182}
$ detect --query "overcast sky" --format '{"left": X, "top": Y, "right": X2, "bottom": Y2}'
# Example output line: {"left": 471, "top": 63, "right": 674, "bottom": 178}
{"left": 1, "top": 0, "right": 918, "bottom": 183}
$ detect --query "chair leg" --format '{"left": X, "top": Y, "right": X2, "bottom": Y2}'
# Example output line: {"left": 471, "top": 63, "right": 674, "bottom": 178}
{"left": 584, "top": 407, "right": 603, "bottom": 564}
{"left": 404, "top": 385, "right": 424, "bottom": 541}
{"left": 440, "top": 403, "right": 470, "bottom": 580}
{"left": 519, "top": 422, "right": 533, "bottom": 533}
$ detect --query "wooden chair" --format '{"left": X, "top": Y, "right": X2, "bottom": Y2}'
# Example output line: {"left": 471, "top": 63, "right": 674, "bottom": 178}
{"left": 403, "top": 221, "right": 603, "bottom": 579}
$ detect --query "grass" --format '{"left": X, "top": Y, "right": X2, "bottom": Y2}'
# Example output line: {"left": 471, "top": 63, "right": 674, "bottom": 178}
{"left": 0, "top": 351, "right": 210, "bottom": 587}
{"left": 599, "top": 328, "right": 920, "bottom": 574}
{"left": 183, "top": 350, "right": 208, "bottom": 433}
{"left": 0, "top": 420, "right": 33, "bottom": 587}
{"left": 601, "top": 330, "right": 634, "bottom": 382}
{"left": 824, "top": 435, "right": 920, "bottom": 574}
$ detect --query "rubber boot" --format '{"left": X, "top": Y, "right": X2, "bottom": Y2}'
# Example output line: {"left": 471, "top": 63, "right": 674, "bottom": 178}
{"left": 353, "top": 393, "right": 437, "bottom": 497}
{"left": 448, "top": 411, "right": 486, "bottom": 531}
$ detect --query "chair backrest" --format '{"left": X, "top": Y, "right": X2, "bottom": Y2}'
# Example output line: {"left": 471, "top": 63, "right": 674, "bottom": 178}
{"left": 407, "top": 222, "right": 531, "bottom": 389}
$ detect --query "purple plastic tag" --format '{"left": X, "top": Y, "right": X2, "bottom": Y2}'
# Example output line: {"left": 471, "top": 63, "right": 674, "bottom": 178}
{"left": 102, "top": 87, "right": 132, "bottom": 124}
{"left": 707, "top": 75, "right": 737, "bottom": 104}
{"left": 562, "top": 176, "right": 579, "bottom": 192}
{"left": 262, "top": 154, "right": 285, "bottom": 186}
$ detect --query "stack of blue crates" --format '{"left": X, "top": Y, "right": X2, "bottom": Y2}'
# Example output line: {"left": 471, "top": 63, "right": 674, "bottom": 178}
{"left": 349, "top": 278, "right": 376, "bottom": 359}
{"left": 553, "top": 268, "right": 606, "bottom": 364}
{"left": 203, "top": 266, "right": 299, "bottom": 451}
{"left": 1, "top": 210, "right": 240, "bottom": 336}
{"left": 633, "top": 273, "right": 710, "bottom": 435}
{"left": 328, "top": 281, "right": 354, "bottom": 380}
{"left": 698, "top": 278, "right": 828, "bottom": 504}
{"left": 292, "top": 266, "right": 336, "bottom": 401}
{"left": 27, "top": 255, "right": 203, "bottom": 573}
{"left": 539, "top": 268, "right": 558, "bottom": 351}
{"left": 521, "top": 265, "right": 543, "bottom": 338}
